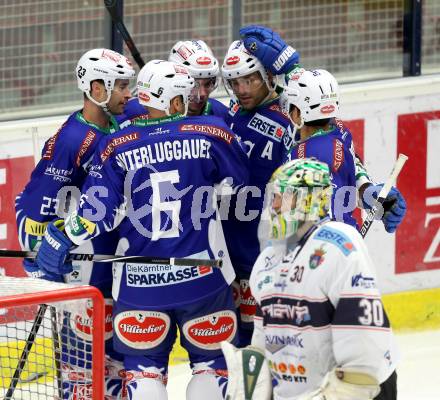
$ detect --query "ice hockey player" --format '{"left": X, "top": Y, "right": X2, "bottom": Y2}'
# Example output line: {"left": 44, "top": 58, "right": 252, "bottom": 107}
{"left": 221, "top": 157, "right": 399, "bottom": 400}
{"left": 35, "top": 59, "right": 249, "bottom": 400}
{"left": 120, "top": 39, "right": 228, "bottom": 121}
{"left": 221, "top": 28, "right": 406, "bottom": 349}
{"left": 15, "top": 48, "right": 136, "bottom": 399}
{"left": 220, "top": 39, "right": 298, "bottom": 347}
{"left": 239, "top": 24, "right": 407, "bottom": 234}
{"left": 278, "top": 67, "right": 359, "bottom": 227}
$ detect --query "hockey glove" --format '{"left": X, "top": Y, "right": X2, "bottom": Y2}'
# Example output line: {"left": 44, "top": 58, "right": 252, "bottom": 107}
{"left": 23, "top": 258, "right": 64, "bottom": 282}
{"left": 221, "top": 341, "right": 272, "bottom": 400}
{"left": 23, "top": 258, "right": 44, "bottom": 278}
{"left": 239, "top": 25, "right": 300, "bottom": 75}
{"left": 36, "top": 219, "right": 73, "bottom": 276}
{"left": 361, "top": 184, "right": 407, "bottom": 233}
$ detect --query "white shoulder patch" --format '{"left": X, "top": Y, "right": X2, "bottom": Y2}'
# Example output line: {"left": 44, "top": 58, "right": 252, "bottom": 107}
{"left": 249, "top": 246, "right": 281, "bottom": 303}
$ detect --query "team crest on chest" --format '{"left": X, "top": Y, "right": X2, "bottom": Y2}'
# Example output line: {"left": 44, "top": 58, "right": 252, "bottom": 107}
{"left": 309, "top": 246, "right": 326, "bottom": 269}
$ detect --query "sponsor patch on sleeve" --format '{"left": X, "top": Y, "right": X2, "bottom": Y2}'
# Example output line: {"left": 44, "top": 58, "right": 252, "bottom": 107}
{"left": 297, "top": 142, "right": 306, "bottom": 159}
{"left": 351, "top": 273, "right": 376, "bottom": 289}
{"left": 315, "top": 226, "right": 356, "bottom": 256}
{"left": 76, "top": 130, "right": 97, "bottom": 167}
{"left": 42, "top": 123, "right": 66, "bottom": 160}
{"left": 333, "top": 138, "right": 344, "bottom": 172}
{"left": 66, "top": 213, "right": 96, "bottom": 236}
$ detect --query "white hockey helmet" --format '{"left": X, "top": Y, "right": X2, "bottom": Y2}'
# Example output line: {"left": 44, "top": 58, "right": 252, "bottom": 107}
{"left": 168, "top": 40, "right": 219, "bottom": 79}
{"left": 280, "top": 69, "right": 340, "bottom": 127}
{"left": 76, "top": 48, "right": 135, "bottom": 108}
{"left": 136, "top": 60, "right": 195, "bottom": 116}
{"left": 221, "top": 40, "right": 270, "bottom": 89}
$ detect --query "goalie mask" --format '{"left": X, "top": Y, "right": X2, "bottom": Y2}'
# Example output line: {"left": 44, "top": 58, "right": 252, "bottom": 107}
{"left": 280, "top": 69, "right": 340, "bottom": 129}
{"left": 76, "top": 48, "right": 135, "bottom": 110}
{"left": 136, "top": 60, "right": 195, "bottom": 116}
{"left": 268, "top": 158, "right": 332, "bottom": 239}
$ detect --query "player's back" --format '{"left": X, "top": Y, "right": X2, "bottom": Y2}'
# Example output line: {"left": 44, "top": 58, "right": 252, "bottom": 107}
{"left": 79, "top": 114, "right": 249, "bottom": 308}
{"left": 289, "top": 120, "right": 357, "bottom": 227}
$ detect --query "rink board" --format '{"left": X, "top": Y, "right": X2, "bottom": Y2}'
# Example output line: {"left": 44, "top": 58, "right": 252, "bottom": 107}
{"left": 383, "top": 287, "right": 440, "bottom": 331}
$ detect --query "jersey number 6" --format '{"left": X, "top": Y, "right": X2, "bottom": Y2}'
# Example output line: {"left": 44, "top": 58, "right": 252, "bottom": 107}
{"left": 150, "top": 170, "right": 182, "bottom": 241}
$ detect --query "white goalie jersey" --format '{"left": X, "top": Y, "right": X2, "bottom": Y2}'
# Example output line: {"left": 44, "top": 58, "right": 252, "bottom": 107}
{"left": 249, "top": 220, "right": 399, "bottom": 399}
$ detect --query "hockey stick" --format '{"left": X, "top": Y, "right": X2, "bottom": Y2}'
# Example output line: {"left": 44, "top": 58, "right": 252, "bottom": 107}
{"left": 359, "top": 153, "right": 408, "bottom": 238}
{"left": 0, "top": 249, "right": 223, "bottom": 268}
{"left": 104, "top": 0, "right": 145, "bottom": 68}
{"left": 49, "top": 305, "right": 63, "bottom": 399}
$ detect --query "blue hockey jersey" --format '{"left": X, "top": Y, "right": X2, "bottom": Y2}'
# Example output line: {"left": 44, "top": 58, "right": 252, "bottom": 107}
{"left": 289, "top": 119, "right": 357, "bottom": 227}
{"left": 15, "top": 111, "right": 120, "bottom": 292}
{"left": 65, "top": 114, "right": 249, "bottom": 309}
{"left": 116, "top": 97, "right": 228, "bottom": 124}
{"left": 221, "top": 97, "right": 295, "bottom": 276}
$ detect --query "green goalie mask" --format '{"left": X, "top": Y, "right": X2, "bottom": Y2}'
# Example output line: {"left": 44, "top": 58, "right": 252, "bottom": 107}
{"left": 268, "top": 158, "right": 332, "bottom": 239}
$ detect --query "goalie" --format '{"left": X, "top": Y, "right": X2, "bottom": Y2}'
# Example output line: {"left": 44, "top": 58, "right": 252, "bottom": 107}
{"left": 222, "top": 158, "right": 399, "bottom": 400}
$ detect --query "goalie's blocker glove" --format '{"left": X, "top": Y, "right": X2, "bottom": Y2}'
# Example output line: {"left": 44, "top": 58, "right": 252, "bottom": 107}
{"left": 239, "top": 24, "right": 300, "bottom": 75}
{"left": 362, "top": 184, "right": 407, "bottom": 233}
{"left": 36, "top": 219, "right": 73, "bottom": 276}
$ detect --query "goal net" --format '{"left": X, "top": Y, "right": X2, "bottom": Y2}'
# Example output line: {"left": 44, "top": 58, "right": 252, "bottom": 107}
{"left": 0, "top": 276, "right": 105, "bottom": 400}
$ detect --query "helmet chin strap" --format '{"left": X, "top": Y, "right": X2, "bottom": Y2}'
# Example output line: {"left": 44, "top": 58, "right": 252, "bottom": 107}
{"left": 257, "top": 79, "right": 277, "bottom": 107}
{"left": 288, "top": 112, "right": 304, "bottom": 131}
{"left": 183, "top": 101, "right": 189, "bottom": 116}
{"left": 85, "top": 89, "right": 113, "bottom": 116}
